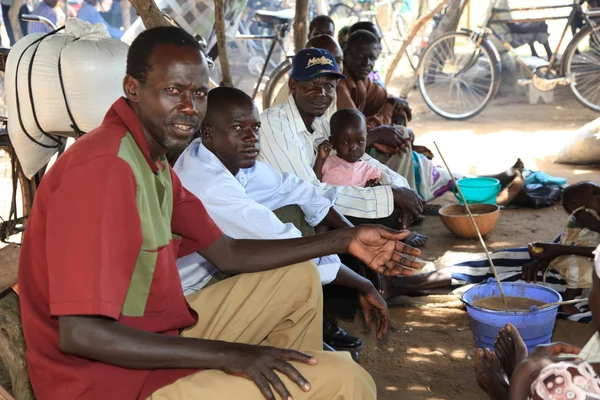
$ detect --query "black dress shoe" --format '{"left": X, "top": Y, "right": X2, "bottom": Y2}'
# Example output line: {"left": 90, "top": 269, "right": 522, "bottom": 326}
{"left": 323, "top": 320, "right": 363, "bottom": 350}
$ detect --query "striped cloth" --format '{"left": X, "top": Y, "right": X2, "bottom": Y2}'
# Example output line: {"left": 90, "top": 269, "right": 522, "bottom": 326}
{"left": 450, "top": 247, "right": 592, "bottom": 323}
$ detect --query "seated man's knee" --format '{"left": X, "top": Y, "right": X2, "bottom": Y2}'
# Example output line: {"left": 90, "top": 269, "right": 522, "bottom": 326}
{"left": 309, "top": 352, "right": 376, "bottom": 398}
{"left": 279, "top": 261, "right": 322, "bottom": 299}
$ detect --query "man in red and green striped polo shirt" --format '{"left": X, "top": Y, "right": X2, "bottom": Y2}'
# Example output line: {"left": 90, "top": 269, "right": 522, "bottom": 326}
{"left": 18, "top": 26, "right": 423, "bottom": 400}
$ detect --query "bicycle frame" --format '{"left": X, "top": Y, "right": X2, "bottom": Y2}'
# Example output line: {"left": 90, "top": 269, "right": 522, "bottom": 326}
{"left": 235, "top": 22, "right": 291, "bottom": 99}
{"left": 472, "top": 1, "right": 597, "bottom": 77}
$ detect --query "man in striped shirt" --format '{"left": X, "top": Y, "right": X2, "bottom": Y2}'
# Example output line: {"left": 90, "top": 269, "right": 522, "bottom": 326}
{"left": 259, "top": 48, "right": 426, "bottom": 245}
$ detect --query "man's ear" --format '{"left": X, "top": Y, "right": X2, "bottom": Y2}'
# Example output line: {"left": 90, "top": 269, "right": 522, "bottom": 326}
{"left": 200, "top": 125, "right": 213, "bottom": 143}
{"left": 123, "top": 75, "right": 140, "bottom": 102}
{"left": 289, "top": 78, "right": 297, "bottom": 95}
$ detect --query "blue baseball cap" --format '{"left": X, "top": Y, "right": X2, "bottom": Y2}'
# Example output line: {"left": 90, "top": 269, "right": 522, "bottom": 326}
{"left": 290, "top": 48, "right": 346, "bottom": 82}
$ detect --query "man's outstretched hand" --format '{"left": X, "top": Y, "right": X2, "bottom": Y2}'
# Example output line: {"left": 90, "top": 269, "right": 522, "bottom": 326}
{"left": 347, "top": 225, "right": 424, "bottom": 277}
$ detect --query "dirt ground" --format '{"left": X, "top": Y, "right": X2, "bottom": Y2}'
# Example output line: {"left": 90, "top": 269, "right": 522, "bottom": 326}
{"left": 2, "top": 83, "right": 600, "bottom": 398}
{"left": 333, "top": 85, "right": 600, "bottom": 399}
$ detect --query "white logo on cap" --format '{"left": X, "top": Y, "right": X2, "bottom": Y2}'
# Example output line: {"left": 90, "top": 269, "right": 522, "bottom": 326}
{"left": 306, "top": 56, "right": 333, "bottom": 69}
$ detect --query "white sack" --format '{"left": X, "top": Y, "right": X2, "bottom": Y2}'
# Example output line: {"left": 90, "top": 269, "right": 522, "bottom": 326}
{"left": 6, "top": 18, "right": 129, "bottom": 178}
{"left": 555, "top": 117, "right": 600, "bottom": 165}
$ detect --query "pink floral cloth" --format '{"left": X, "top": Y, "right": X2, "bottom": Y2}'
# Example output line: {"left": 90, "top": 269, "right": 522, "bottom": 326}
{"left": 321, "top": 155, "right": 382, "bottom": 187}
{"left": 530, "top": 361, "right": 600, "bottom": 400}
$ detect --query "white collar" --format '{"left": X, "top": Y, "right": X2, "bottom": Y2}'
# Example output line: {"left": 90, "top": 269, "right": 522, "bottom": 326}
{"left": 283, "top": 94, "right": 328, "bottom": 135}
{"left": 194, "top": 139, "right": 251, "bottom": 187}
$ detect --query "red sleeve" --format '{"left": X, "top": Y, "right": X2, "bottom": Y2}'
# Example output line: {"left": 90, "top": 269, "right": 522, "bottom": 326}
{"left": 170, "top": 168, "right": 222, "bottom": 257}
{"left": 46, "top": 156, "right": 142, "bottom": 319}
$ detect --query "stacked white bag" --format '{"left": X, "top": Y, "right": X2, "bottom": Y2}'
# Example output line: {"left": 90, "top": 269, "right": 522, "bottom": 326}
{"left": 555, "top": 117, "right": 600, "bottom": 165}
{"left": 6, "top": 18, "right": 129, "bottom": 179}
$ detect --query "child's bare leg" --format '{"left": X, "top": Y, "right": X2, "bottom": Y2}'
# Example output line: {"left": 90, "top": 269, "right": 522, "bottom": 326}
{"left": 486, "top": 158, "right": 525, "bottom": 188}
{"left": 379, "top": 269, "right": 452, "bottom": 301}
{"left": 496, "top": 170, "right": 525, "bottom": 206}
{"left": 561, "top": 288, "right": 583, "bottom": 314}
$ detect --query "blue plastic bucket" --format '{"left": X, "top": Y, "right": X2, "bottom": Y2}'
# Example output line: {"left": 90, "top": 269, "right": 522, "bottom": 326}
{"left": 461, "top": 280, "right": 562, "bottom": 353}
{"left": 453, "top": 177, "right": 501, "bottom": 205}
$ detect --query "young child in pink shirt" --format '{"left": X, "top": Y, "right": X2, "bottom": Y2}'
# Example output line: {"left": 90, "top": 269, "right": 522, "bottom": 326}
{"left": 314, "top": 108, "right": 382, "bottom": 187}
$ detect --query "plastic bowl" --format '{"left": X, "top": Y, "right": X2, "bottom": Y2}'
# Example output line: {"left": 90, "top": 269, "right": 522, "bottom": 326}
{"left": 439, "top": 204, "right": 500, "bottom": 238}
{"left": 454, "top": 177, "right": 501, "bottom": 205}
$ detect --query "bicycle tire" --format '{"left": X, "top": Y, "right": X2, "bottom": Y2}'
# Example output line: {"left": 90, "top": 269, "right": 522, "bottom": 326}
{"left": 418, "top": 31, "right": 500, "bottom": 120}
{"left": 330, "top": 3, "right": 360, "bottom": 31}
{"left": 391, "top": 2, "right": 419, "bottom": 71}
{"left": 562, "top": 24, "right": 600, "bottom": 113}
{"left": 0, "top": 132, "right": 35, "bottom": 241}
{"left": 262, "top": 60, "right": 292, "bottom": 110}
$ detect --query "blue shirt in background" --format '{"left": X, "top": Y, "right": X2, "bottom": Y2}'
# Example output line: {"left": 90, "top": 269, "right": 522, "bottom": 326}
{"left": 28, "top": 1, "right": 56, "bottom": 34}
{"left": 77, "top": 1, "right": 122, "bottom": 39}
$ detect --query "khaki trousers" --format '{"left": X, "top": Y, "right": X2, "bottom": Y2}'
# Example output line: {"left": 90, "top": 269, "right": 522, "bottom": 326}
{"left": 149, "top": 262, "right": 376, "bottom": 400}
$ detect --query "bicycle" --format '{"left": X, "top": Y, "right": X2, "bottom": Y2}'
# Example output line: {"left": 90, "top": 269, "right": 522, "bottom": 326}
{"left": 205, "top": 8, "right": 294, "bottom": 102}
{"left": 418, "top": 0, "right": 600, "bottom": 120}
{"left": 330, "top": 0, "right": 421, "bottom": 71}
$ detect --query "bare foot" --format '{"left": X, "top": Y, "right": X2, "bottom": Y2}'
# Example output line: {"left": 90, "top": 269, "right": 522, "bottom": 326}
{"left": 475, "top": 348, "right": 509, "bottom": 400}
{"left": 494, "top": 323, "right": 528, "bottom": 380}
{"left": 378, "top": 269, "right": 452, "bottom": 301}
{"left": 402, "top": 232, "right": 428, "bottom": 247}
{"left": 559, "top": 303, "right": 580, "bottom": 314}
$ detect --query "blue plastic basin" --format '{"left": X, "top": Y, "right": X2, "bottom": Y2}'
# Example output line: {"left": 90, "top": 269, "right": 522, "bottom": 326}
{"left": 454, "top": 177, "right": 501, "bottom": 205}
{"left": 461, "top": 280, "right": 562, "bottom": 353}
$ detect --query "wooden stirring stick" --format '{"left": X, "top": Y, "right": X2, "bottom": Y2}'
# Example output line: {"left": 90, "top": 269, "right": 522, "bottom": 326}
{"left": 433, "top": 142, "right": 507, "bottom": 303}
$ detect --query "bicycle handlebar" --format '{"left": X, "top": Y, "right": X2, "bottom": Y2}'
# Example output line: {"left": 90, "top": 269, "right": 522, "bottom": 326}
{"left": 21, "top": 14, "right": 57, "bottom": 31}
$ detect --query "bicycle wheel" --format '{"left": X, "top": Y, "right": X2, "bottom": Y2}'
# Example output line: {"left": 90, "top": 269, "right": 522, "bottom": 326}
{"left": 262, "top": 60, "right": 292, "bottom": 110}
{"left": 0, "top": 133, "right": 35, "bottom": 242}
{"left": 330, "top": 3, "right": 359, "bottom": 32}
{"left": 562, "top": 25, "right": 600, "bottom": 113}
{"left": 392, "top": 1, "right": 420, "bottom": 70}
{"left": 418, "top": 31, "right": 500, "bottom": 120}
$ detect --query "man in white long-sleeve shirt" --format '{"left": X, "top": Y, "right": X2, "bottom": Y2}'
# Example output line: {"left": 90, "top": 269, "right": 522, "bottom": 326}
{"left": 258, "top": 48, "right": 426, "bottom": 246}
{"left": 175, "top": 87, "right": 398, "bottom": 349}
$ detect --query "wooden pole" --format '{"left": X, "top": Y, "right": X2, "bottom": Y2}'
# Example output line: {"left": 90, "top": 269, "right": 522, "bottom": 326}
{"left": 434, "top": 142, "right": 507, "bottom": 303}
{"left": 0, "top": 291, "right": 34, "bottom": 400}
{"left": 121, "top": 0, "right": 133, "bottom": 29}
{"left": 128, "top": 0, "right": 167, "bottom": 29}
{"left": 8, "top": 0, "right": 23, "bottom": 42}
{"left": 214, "top": 0, "right": 232, "bottom": 86}
{"left": 384, "top": 0, "right": 450, "bottom": 85}
{"left": 293, "top": 0, "right": 309, "bottom": 53}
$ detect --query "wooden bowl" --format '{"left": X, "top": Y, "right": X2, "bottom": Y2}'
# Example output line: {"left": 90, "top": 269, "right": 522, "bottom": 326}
{"left": 438, "top": 204, "right": 500, "bottom": 239}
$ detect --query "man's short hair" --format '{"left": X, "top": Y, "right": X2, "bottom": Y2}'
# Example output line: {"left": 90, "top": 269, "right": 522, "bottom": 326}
{"left": 306, "top": 34, "right": 338, "bottom": 50}
{"left": 309, "top": 15, "right": 334, "bottom": 34}
{"left": 346, "top": 30, "right": 380, "bottom": 50}
{"left": 330, "top": 108, "right": 365, "bottom": 139}
{"left": 202, "top": 86, "right": 254, "bottom": 127}
{"left": 127, "top": 26, "right": 202, "bottom": 84}
{"left": 349, "top": 21, "right": 382, "bottom": 40}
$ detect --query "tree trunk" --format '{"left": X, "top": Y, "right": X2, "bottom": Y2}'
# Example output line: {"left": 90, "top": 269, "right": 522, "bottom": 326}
{"left": 128, "top": 0, "right": 167, "bottom": 29}
{"left": 384, "top": 0, "right": 451, "bottom": 87}
{"left": 8, "top": 0, "right": 23, "bottom": 42}
{"left": 213, "top": 0, "right": 232, "bottom": 86}
{"left": 293, "top": 0, "right": 309, "bottom": 53}
{"left": 0, "top": 291, "right": 33, "bottom": 400}
{"left": 427, "top": 0, "right": 461, "bottom": 45}
{"left": 121, "top": 0, "right": 132, "bottom": 29}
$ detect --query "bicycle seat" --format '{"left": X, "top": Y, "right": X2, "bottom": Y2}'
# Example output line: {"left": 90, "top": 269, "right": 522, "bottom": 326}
{"left": 254, "top": 9, "right": 295, "bottom": 25}
{"left": 508, "top": 22, "right": 549, "bottom": 35}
